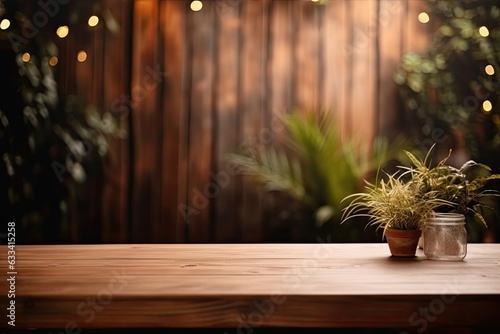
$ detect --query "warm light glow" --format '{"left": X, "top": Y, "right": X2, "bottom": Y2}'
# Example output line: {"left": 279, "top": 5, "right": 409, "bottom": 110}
{"left": 0, "top": 19, "right": 10, "bottom": 30}
{"left": 483, "top": 100, "right": 492, "bottom": 113}
{"left": 190, "top": 0, "right": 203, "bottom": 11}
{"left": 485, "top": 65, "right": 495, "bottom": 75}
{"left": 479, "top": 26, "right": 489, "bottom": 37}
{"left": 418, "top": 12, "right": 430, "bottom": 24}
{"left": 77, "top": 51, "right": 87, "bottom": 62}
{"left": 49, "top": 56, "right": 58, "bottom": 66}
{"left": 88, "top": 15, "right": 99, "bottom": 27}
{"left": 21, "top": 53, "right": 30, "bottom": 63}
{"left": 493, "top": 114, "right": 500, "bottom": 125}
{"left": 56, "top": 25, "right": 69, "bottom": 38}
{"left": 311, "top": 0, "right": 319, "bottom": 2}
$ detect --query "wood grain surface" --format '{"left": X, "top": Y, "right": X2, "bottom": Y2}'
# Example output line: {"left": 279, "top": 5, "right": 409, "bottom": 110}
{"left": 2, "top": 244, "right": 500, "bottom": 329}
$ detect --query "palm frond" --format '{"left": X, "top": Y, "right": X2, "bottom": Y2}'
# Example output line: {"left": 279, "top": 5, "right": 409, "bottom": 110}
{"left": 225, "top": 148, "right": 311, "bottom": 205}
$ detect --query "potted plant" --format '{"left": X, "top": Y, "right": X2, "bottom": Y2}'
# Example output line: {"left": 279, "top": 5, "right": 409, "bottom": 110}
{"left": 402, "top": 144, "right": 500, "bottom": 247}
{"left": 341, "top": 172, "right": 453, "bottom": 257}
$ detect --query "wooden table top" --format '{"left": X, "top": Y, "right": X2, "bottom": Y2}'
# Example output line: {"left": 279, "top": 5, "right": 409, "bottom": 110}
{"left": 2, "top": 243, "right": 500, "bottom": 329}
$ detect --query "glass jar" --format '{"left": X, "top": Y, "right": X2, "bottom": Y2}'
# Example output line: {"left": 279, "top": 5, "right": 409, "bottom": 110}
{"left": 423, "top": 213, "right": 467, "bottom": 261}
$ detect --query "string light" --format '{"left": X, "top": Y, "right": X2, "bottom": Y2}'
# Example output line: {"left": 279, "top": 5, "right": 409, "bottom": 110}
{"left": 485, "top": 65, "right": 495, "bottom": 76}
{"left": 190, "top": 0, "right": 203, "bottom": 12}
{"left": 77, "top": 51, "right": 87, "bottom": 62}
{"left": 418, "top": 12, "right": 430, "bottom": 24}
{"left": 49, "top": 56, "right": 58, "bottom": 66}
{"left": 0, "top": 19, "right": 10, "bottom": 30}
{"left": 88, "top": 15, "right": 99, "bottom": 27}
{"left": 479, "top": 26, "right": 489, "bottom": 37}
{"left": 483, "top": 100, "right": 492, "bottom": 113}
{"left": 56, "top": 25, "right": 69, "bottom": 38}
{"left": 21, "top": 53, "right": 30, "bottom": 62}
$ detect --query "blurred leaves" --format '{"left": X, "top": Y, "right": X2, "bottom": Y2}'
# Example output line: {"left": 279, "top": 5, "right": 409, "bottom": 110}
{"left": 0, "top": 0, "right": 123, "bottom": 242}
{"left": 395, "top": 0, "right": 500, "bottom": 158}
{"left": 227, "top": 111, "right": 410, "bottom": 229}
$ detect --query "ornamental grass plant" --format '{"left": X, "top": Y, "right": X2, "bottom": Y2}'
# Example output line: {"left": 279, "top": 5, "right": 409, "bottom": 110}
{"left": 341, "top": 172, "right": 453, "bottom": 237}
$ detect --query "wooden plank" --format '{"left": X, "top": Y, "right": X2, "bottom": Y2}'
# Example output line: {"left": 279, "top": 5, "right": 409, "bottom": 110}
{"left": 11, "top": 295, "right": 500, "bottom": 329}
{"left": 406, "top": 0, "right": 432, "bottom": 53}
{"left": 268, "top": 0, "right": 293, "bottom": 144}
{"left": 2, "top": 244, "right": 500, "bottom": 329}
{"left": 213, "top": 0, "right": 241, "bottom": 242}
{"left": 238, "top": 0, "right": 266, "bottom": 242}
{"left": 185, "top": 0, "right": 215, "bottom": 242}
{"left": 160, "top": 0, "right": 187, "bottom": 242}
{"left": 130, "top": 0, "right": 161, "bottom": 242}
{"left": 378, "top": 0, "right": 406, "bottom": 137}
{"left": 101, "top": 0, "right": 131, "bottom": 243}
{"left": 322, "top": 0, "right": 348, "bottom": 135}
{"left": 293, "top": 1, "right": 320, "bottom": 113}
{"left": 349, "top": 0, "right": 376, "bottom": 143}
{"left": 71, "top": 22, "right": 103, "bottom": 244}
{"left": 262, "top": 0, "right": 294, "bottom": 239}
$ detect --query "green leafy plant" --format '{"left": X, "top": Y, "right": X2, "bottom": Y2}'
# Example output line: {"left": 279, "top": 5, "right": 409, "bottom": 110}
{"left": 227, "top": 111, "right": 409, "bottom": 230}
{"left": 394, "top": 0, "right": 500, "bottom": 158}
{"left": 0, "top": 1, "right": 123, "bottom": 242}
{"left": 341, "top": 172, "right": 453, "bottom": 235}
{"left": 402, "top": 144, "right": 500, "bottom": 227}
{"left": 341, "top": 143, "right": 500, "bottom": 239}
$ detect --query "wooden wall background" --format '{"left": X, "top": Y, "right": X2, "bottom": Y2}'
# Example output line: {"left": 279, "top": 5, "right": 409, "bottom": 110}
{"left": 61, "top": 0, "right": 436, "bottom": 243}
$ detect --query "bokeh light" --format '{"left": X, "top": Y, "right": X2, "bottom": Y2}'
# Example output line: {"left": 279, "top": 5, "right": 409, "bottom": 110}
{"left": 77, "top": 51, "right": 87, "bottom": 63}
{"left": 190, "top": 0, "right": 203, "bottom": 11}
{"left": 21, "top": 53, "right": 30, "bottom": 63}
{"left": 479, "top": 26, "right": 489, "bottom": 37}
{"left": 49, "top": 56, "right": 58, "bottom": 66}
{"left": 485, "top": 65, "right": 495, "bottom": 76}
{"left": 483, "top": 100, "right": 492, "bottom": 113}
{"left": 88, "top": 16, "right": 99, "bottom": 27}
{"left": 0, "top": 19, "right": 10, "bottom": 30}
{"left": 418, "top": 12, "right": 430, "bottom": 24}
{"left": 56, "top": 25, "right": 69, "bottom": 38}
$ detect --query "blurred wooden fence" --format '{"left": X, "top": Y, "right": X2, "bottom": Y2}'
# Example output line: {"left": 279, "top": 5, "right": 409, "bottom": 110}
{"left": 62, "top": 0, "right": 434, "bottom": 243}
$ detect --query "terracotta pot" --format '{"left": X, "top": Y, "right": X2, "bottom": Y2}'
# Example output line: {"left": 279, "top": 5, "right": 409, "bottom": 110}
{"left": 384, "top": 229, "right": 422, "bottom": 257}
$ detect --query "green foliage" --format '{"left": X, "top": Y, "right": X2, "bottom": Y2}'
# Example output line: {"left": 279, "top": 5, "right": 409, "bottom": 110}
{"left": 227, "top": 111, "right": 408, "bottom": 228}
{"left": 341, "top": 173, "right": 452, "bottom": 234}
{"left": 402, "top": 144, "right": 500, "bottom": 227}
{"left": 0, "top": 1, "right": 123, "bottom": 242}
{"left": 341, "top": 143, "right": 500, "bottom": 238}
{"left": 394, "top": 0, "right": 500, "bottom": 157}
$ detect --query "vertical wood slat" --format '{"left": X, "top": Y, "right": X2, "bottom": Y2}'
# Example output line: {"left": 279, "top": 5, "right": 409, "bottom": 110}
{"left": 213, "top": 0, "right": 241, "bottom": 242}
{"left": 263, "top": 0, "right": 294, "bottom": 238}
{"left": 101, "top": 0, "right": 131, "bottom": 243}
{"left": 378, "top": 0, "right": 406, "bottom": 137}
{"left": 130, "top": 0, "right": 161, "bottom": 242}
{"left": 160, "top": 0, "right": 187, "bottom": 243}
{"left": 350, "top": 0, "right": 376, "bottom": 144}
{"left": 406, "top": 0, "right": 432, "bottom": 54}
{"left": 71, "top": 18, "right": 103, "bottom": 244}
{"left": 185, "top": 1, "right": 215, "bottom": 243}
{"left": 323, "top": 0, "right": 348, "bottom": 133}
{"left": 239, "top": 0, "right": 267, "bottom": 242}
{"left": 269, "top": 0, "right": 293, "bottom": 145}
{"left": 294, "top": 1, "right": 320, "bottom": 114}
